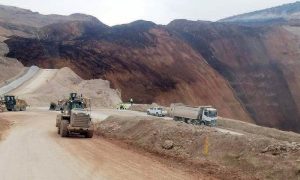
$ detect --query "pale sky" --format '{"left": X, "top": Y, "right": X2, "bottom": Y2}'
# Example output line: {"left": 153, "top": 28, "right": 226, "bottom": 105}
{"left": 0, "top": 0, "right": 297, "bottom": 26}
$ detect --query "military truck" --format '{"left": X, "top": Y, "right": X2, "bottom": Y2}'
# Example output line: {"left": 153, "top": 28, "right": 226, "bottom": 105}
{"left": 1, "top": 95, "right": 27, "bottom": 111}
{"left": 56, "top": 93, "right": 94, "bottom": 138}
{"left": 170, "top": 104, "right": 218, "bottom": 126}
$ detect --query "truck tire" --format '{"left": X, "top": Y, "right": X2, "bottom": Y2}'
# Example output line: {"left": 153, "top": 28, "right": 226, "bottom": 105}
{"left": 60, "top": 120, "right": 69, "bottom": 137}
{"left": 21, "top": 106, "right": 26, "bottom": 111}
{"left": 86, "top": 130, "right": 94, "bottom": 138}
{"left": 184, "top": 118, "right": 188, "bottom": 123}
{"left": 191, "top": 119, "right": 197, "bottom": 125}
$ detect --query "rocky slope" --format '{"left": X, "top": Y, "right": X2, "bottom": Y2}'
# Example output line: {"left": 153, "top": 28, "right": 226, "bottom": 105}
{"left": 4, "top": 20, "right": 252, "bottom": 122}
{"left": 167, "top": 20, "right": 300, "bottom": 131}
{"left": 0, "top": 36, "right": 26, "bottom": 85}
{"left": 0, "top": 4, "right": 102, "bottom": 37}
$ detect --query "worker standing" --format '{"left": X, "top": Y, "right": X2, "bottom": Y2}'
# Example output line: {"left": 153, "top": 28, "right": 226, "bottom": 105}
{"left": 130, "top": 98, "right": 133, "bottom": 106}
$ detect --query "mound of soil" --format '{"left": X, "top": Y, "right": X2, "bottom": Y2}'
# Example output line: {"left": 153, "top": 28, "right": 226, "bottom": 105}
{"left": 96, "top": 115, "right": 300, "bottom": 180}
{"left": 14, "top": 67, "right": 122, "bottom": 108}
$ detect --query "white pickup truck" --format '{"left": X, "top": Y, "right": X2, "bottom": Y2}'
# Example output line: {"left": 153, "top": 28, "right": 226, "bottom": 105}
{"left": 147, "top": 107, "right": 167, "bottom": 117}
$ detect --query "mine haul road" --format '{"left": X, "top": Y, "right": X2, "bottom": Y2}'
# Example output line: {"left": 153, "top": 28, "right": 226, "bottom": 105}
{"left": 0, "top": 109, "right": 205, "bottom": 180}
{"left": 0, "top": 67, "right": 235, "bottom": 179}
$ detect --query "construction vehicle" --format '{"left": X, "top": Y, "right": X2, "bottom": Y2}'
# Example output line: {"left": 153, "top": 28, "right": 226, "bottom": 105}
{"left": 49, "top": 99, "right": 67, "bottom": 111}
{"left": 147, "top": 107, "right": 167, "bottom": 117}
{"left": 50, "top": 93, "right": 89, "bottom": 111}
{"left": 56, "top": 93, "right": 94, "bottom": 138}
{"left": 0, "top": 95, "right": 27, "bottom": 111}
{"left": 170, "top": 104, "right": 218, "bottom": 126}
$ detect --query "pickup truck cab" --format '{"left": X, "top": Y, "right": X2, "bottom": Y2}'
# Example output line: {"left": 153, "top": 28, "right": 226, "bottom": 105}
{"left": 147, "top": 107, "right": 167, "bottom": 117}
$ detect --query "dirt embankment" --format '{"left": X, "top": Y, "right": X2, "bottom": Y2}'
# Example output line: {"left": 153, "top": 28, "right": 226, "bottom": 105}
{"left": 218, "top": 117, "right": 300, "bottom": 142}
{"left": 96, "top": 115, "right": 300, "bottom": 180}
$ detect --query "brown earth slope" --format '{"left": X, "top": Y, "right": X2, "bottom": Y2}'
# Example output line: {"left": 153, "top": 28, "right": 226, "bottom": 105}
{"left": 4, "top": 21, "right": 252, "bottom": 122}
{"left": 167, "top": 20, "right": 300, "bottom": 132}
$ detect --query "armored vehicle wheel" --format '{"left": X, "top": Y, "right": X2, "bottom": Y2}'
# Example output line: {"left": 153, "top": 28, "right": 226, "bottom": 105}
{"left": 60, "top": 120, "right": 69, "bottom": 137}
{"left": 86, "top": 130, "right": 94, "bottom": 138}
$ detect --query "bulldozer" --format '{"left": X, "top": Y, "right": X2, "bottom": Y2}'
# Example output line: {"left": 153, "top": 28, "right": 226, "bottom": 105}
{"left": 56, "top": 93, "right": 94, "bottom": 138}
{"left": 0, "top": 95, "right": 27, "bottom": 112}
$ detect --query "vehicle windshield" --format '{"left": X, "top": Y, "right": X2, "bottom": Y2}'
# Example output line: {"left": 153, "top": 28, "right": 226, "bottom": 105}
{"left": 158, "top": 108, "right": 162, "bottom": 110}
{"left": 5, "top": 96, "right": 14, "bottom": 101}
{"left": 71, "top": 101, "right": 84, "bottom": 109}
{"left": 208, "top": 110, "right": 217, "bottom": 118}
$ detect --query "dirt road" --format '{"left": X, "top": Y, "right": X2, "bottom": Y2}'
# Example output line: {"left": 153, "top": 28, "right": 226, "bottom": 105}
{"left": 0, "top": 110, "right": 204, "bottom": 180}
